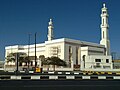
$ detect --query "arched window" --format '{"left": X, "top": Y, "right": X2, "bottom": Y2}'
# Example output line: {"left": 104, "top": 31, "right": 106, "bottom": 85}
{"left": 82, "top": 55, "right": 85, "bottom": 61}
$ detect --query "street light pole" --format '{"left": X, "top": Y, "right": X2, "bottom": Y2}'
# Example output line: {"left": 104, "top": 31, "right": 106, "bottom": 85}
{"left": 35, "top": 32, "right": 37, "bottom": 68}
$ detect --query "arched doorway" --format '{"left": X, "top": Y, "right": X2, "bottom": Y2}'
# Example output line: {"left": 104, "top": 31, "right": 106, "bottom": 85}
{"left": 82, "top": 55, "right": 86, "bottom": 68}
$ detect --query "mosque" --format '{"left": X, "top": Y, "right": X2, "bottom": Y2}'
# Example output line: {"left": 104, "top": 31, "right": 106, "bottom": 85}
{"left": 4, "top": 4, "right": 113, "bottom": 71}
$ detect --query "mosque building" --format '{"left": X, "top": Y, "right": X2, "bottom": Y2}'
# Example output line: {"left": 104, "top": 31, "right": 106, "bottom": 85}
{"left": 4, "top": 4, "right": 113, "bottom": 71}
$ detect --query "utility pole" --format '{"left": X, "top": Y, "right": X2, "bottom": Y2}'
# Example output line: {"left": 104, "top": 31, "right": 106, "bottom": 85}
{"left": 56, "top": 47, "right": 58, "bottom": 57}
{"left": 28, "top": 34, "right": 30, "bottom": 70}
{"left": 15, "top": 53, "right": 19, "bottom": 74}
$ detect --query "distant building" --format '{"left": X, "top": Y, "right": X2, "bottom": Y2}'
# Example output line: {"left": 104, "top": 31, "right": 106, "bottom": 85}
{"left": 4, "top": 3, "right": 113, "bottom": 71}
{"left": 0, "top": 61, "right": 4, "bottom": 70}
{"left": 112, "top": 60, "right": 120, "bottom": 69}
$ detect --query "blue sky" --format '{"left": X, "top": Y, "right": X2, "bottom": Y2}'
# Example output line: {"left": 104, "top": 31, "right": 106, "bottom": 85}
{"left": 0, "top": 0, "right": 120, "bottom": 60}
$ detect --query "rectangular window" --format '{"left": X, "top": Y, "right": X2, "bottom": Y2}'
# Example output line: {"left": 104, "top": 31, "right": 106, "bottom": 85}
{"left": 76, "top": 47, "right": 78, "bottom": 65}
{"left": 31, "top": 61, "right": 33, "bottom": 66}
{"left": 50, "top": 46, "right": 61, "bottom": 57}
{"left": 96, "top": 63, "right": 101, "bottom": 67}
{"left": 18, "top": 48, "right": 24, "bottom": 50}
{"left": 103, "top": 11, "right": 106, "bottom": 14}
{"left": 69, "top": 46, "right": 72, "bottom": 67}
{"left": 95, "top": 59, "right": 101, "bottom": 62}
{"left": 25, "top": 62, "right": 27, "bottom": 66}
{"left": 106, "top": 59, "right": 109, "bottom": 63}
{"left": 103, "top": 18, "right": 104, "bottom": 25}
{"left": 69, "top": 46, "right": 72, "bottom": 53}
{"left": 103, "top": 31, "right": 104, "bottom": 39}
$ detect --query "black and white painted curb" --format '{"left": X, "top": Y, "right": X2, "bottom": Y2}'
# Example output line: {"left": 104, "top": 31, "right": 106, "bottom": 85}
{"left": 2, "top": 71, "right": 120, "bottom": 80}
{"left": 8, "top": 71, "right": 120, "bottom": 75}
{"left": 41, "top": 71, "right": 120, "bottom": 75}
{"left": 0, "top": 75, "right": 120, "bottom": 80}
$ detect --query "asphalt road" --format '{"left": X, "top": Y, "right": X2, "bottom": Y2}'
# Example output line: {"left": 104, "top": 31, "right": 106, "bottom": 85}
{"left": 0, "top": 80, "right": 120, "bottom": 90}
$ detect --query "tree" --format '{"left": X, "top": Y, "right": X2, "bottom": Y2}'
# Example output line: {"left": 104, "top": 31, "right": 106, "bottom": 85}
{"left": 39, "top": 55, "right": 45, "bottom": 66}
{"left": 6, "top": 52, "right": 28, "bottom": 72}
{"left": 6, "top": 53, "right": 15, "bottom": 62}
{"left": 45, "top": 56, "right": 67, "bottom": 71}
{"left": 6, "top": 52, "right": 28, "bottom": 64}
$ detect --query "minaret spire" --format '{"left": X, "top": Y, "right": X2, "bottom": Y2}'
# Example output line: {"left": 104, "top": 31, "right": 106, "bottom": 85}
{"left": 47, "top": 18, "right": 54, "bottom": 41}
{"left": 103, "top": 3, "right": 106, "bottom": 8}
{"left": 100, "top": 3, "right": 110, "bottom": 55}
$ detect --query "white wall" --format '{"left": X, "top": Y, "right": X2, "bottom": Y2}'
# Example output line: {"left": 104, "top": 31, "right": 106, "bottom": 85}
{"left": 84, "top": 55, "right": 112, "bottom": 70}
{"left": 45, "top": 41, "right": 64, "bottom": 59}
{"left": 64, "top": 42, "right": 81, "bottom": 70}
{"left": 5, "top": 38, "right": 112, "bottom": 72}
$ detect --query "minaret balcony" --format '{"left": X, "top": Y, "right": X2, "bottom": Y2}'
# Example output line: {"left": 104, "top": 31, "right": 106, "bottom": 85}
{"left": 100, "top": 24, "right": 109, "bottom": 28}
{"left": 101, "top": 14, "right": 109, "bottom": 17}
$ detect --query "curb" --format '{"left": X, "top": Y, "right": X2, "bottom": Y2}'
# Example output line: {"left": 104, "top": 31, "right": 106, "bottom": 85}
{"left": 0, "top": 75, "right": 120, "bottom": 80}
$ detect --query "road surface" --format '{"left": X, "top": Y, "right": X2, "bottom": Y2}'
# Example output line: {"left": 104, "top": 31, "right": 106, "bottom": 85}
{"left": 0, "top": 80, "right": 120, "bottom": 90}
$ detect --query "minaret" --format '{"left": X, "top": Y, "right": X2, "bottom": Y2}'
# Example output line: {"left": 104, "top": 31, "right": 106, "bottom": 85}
{"left": 47, "top": 19, "right": 54, "bottom": 41}
{"left": 100, "top": 3, "right": 110, "bottom": 55}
